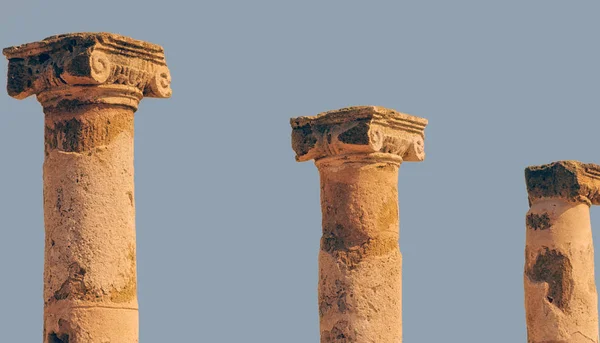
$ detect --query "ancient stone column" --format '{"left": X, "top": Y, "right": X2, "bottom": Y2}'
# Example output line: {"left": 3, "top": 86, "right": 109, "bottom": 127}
{"left": 4, "top": 33, "right": 171, "bottom": 343}
{"left": 291, "top": 106, "right": 427, "bottom": 343}
{"left": 524, "top": 161, "right": 600, "bottom": 343}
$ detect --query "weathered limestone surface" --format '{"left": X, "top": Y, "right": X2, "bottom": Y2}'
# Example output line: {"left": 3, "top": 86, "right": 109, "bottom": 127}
{"left": 524, "top": 161, "right": 600, "bottom": 343}
{"left": 4, "top": 32, "right": 171, "bottom": 343}
{"left": 291, "top": 106, "right": 427, "bottom": 343}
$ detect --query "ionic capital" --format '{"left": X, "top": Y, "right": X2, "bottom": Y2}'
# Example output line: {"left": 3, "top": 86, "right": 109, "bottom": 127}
{"left": 525, "top": 160, "right": 600, "bottom": 206}
{"left": 291, "top": 106, "right": 427, "bottom": 165}
{"left": 3, "top": 32, "right": 171, "bottom": 111}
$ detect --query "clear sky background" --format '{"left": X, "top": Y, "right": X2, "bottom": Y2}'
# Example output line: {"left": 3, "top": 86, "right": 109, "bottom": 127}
{"left": 1, "top": 1, "right": 599, "bottom": 341}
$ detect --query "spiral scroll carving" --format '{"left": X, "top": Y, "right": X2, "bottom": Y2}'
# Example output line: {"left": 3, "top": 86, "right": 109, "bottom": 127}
{"left": 3, "top": 32, "right": 172, "bottom": 104}
{"left": 404, "top": 136, "right": 425, "bottom": 162}
{"left": 150, "top": 66, "right": 172, "bottom": 98}
{"left": 291, "top": 107, "right": 427, "bottom": 163}
{"left": 90, "top": 51, "right": 112, "bottom": 84}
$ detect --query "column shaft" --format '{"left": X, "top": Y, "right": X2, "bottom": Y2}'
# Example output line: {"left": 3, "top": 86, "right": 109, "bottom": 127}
{"left": 318, "top": 160, "right": 401, "bottom": 342}
{"left": 524, "top": 199, "right": 598, "bottom": 342}
{"left": 43, "top": 105, "right": 137, "bottom": 342}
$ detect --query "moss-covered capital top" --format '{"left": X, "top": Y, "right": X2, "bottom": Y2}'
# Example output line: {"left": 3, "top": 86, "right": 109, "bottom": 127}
{"left": 290, "top": 106, "right": 428, "bottom": 163}
{"left": 525, "top": 160, "right": 600, "bottom": 205}
{"left": 3, "top": 32, "right": 171, "bottom": 110}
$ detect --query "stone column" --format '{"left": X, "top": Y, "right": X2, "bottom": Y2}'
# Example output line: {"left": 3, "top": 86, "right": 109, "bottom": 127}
{"left": 4, "top": 33, "right": 171, "bottom": 343}
{"left": 291, "top": 106, "right": 427, "bottom": 343}
{"left": 524, "top": 161, "right": 600, "bottom": 343}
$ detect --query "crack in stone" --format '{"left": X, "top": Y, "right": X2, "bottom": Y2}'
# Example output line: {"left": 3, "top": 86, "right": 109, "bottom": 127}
{"left": 572, "top": 331, "right": 597, "bottom": 343}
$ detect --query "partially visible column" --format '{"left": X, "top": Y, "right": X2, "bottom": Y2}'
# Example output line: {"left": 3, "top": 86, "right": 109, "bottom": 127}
{"left": 291, "top": 106, "right": 428, "bottom": 343}
{"left": 4, "top": 33, "right": 171, "bottom": 343}
{"left": 524, "top": 161, "right": 599, "bottom": 343}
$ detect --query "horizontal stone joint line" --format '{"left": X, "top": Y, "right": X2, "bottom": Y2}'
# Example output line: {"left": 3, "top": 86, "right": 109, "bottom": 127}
{"left": 94, "top": 46, "right": 166, "bottom": 65}
{"left": 584, "top": 167, "right": 600, "bottom": 180}
{"left": 315, "top": 153, "right": 403, "bottom": 164}
{"left": 64, "top": 305, "right": 138, "bottom": 311}
{"left": 372, "top": 113, "right": 427, "bottom": 126}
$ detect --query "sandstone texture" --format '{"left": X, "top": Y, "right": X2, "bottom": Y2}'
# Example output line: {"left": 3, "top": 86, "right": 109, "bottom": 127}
{"left": 524, "top": 161, "right": 600, "bottom": 343}
{"left": 291, "top": 106, "right": 427, "bottom": 343}
{"left": 4, "top": 32, "right": 171, "bottom": 343}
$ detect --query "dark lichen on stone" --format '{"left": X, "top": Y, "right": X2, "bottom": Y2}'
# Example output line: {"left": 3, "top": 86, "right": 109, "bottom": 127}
{"left": 44, "top": 109, "right": 133, "bottom": 154}
{"left": 321, "top": 320, "right": 354, "bottom": 343}
{"left": 290, "top": 124, "right": 317, "bottom": 157}
{"left": 525, "top": 248, "right": 573, "bottom": 310}
{"left": 337, "top": 120, "right": 370, "bottom": 145}
{"left": 526, "top": 212, "right": 552, "bottom": 231}
{"left": 319, "top": 279, "right": 351, "bottom": 318}
{"left": 525, "top": 160, "right": 600, "bottom": 205}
